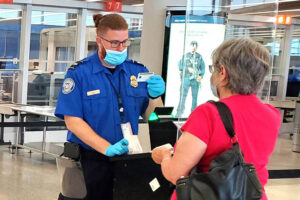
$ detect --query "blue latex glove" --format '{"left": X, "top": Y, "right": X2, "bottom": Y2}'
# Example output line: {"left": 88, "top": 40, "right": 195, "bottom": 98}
{"left": 146, "top": 75, "right": 165, "bottom": 98}
{"left": 105, "top": 138, "right": 129, "bottom": 157}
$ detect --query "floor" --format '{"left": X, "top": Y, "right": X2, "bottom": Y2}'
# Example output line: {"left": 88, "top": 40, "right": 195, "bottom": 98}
{"left": 0, "top": 149, "right": 60, "bottom": 200}
{"left": 265, "top": 178, "right": 300, "bottom": 200}
{"left": 265, "top": 133, "right": 300, "bottom": 200}
{"left": 0, "top": 133, "right": 299, "bottom": 200}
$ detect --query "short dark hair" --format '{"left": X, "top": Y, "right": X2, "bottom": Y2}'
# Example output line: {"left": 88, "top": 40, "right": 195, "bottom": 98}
{"left": 93, "top": 14, "right": 128, "bottom": 36}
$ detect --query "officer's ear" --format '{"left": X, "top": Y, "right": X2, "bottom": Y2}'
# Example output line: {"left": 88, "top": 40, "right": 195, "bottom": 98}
{"left": 96, "top": 36, "right": 102, "bottom": 47}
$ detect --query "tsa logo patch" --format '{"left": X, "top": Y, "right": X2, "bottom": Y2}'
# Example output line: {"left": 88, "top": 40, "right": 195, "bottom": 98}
{"left": 62, "top": 78, "right": 75, "bottom": 94}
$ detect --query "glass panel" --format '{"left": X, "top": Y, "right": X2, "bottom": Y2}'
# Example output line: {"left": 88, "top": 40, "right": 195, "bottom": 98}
{"left": 85, "top": 12, "right": 143, "bottom": 61}
{"left": 287, "top": 28, "right": 300, "bottom": 98}
{"left": 0, "top": 8, "right": 22, "bottom": 103}
{"left": 167, "top": 0, "right": 278, "bottom": 119}
{"left": 221, "top": 0, "right": 278, "bottom": 101}
{"left": 28, "top": 10, "right": 77, "bottom": 106}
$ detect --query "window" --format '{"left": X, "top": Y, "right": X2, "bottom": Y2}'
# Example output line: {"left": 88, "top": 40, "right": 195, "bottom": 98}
{"left": 28, "top": 10, "right": 78, "bottom": 106}
{"left": 0, "top": 8, "right": 22, "bottom": 103}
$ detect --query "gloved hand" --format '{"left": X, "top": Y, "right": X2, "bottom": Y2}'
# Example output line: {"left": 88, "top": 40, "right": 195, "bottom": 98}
{"left": 146, "top": 75, "right": 165, "bottom": 98}
{"left": 105, "top": 138, "right": 129, "bottom": 157}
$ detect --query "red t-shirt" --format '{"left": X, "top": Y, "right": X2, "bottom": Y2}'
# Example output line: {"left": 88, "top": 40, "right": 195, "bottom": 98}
{"left": 171, "top": 94, "right": 281, "bottom": 200}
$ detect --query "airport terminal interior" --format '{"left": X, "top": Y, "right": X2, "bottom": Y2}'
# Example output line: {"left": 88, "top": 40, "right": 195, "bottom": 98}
{"left": 0, "top": 0, "right": 300, "bottom": 199}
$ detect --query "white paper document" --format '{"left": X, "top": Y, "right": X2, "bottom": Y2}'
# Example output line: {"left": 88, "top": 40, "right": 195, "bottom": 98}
{"left": 153, "top": 143, "right": 174, "bottom": 154}
{"left": 125, "top": 135, "right": 143, "bottom": 154}
{"left": 121, "top": 122, "right": 143, "bottom": 154}
{"left": 149, "top": 178, "right": 160, "bottom": 192}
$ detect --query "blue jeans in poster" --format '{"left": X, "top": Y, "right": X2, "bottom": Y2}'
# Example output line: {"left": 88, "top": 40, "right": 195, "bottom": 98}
{"left": 176, "top": 78, "right": 201, "bottom": 118}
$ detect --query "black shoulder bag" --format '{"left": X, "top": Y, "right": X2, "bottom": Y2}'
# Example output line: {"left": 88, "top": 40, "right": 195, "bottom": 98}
{"left": 176, "top": 101, "right": 263, "bottom": 200}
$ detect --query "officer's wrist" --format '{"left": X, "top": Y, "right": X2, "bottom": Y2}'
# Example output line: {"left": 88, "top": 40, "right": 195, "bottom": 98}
{"left": 148, "top": 93, "right": 161, "bottom": 99}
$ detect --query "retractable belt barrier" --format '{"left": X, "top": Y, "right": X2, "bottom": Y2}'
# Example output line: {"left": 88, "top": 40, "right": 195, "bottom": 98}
{"left": 0, "top": 121, "right": 66, "bottom": 127}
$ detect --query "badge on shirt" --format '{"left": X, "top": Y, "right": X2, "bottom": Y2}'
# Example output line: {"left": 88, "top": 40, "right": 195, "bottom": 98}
{"left": 62, "top": 78, "right": 75, "bottom": 94}
{"left": 87, "top": 89, "right": 100, "bottom": 96}
{"left": 130, "top": 75, "right": 138, "bottom": 88}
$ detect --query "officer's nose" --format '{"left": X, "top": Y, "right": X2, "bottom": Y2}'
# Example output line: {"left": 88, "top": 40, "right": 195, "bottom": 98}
{"left": 116, "top": 44, "right": 125, "bottom": 52}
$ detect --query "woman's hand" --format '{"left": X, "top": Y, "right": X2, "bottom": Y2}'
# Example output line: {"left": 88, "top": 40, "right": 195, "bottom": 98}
{"left": 151, "top": 132, "right": 207, "bottom": 184}
{"left": 151, "top": 146, "right": 172, "bottom": 165}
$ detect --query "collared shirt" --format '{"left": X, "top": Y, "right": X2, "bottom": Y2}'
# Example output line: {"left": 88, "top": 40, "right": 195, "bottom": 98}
{"left": 55, "top": 51, "right": 149, "bottom": 149}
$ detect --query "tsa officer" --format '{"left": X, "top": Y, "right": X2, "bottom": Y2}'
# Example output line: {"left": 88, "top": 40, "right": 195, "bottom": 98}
{"left": 55, "top": 14, "right": 165, "bottom": 200}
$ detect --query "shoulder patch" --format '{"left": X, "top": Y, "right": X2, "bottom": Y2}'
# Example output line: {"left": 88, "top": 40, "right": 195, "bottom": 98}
{"left": 68, "top": 60, "right": 84, "bottom": 70}
{"left": 62, "top": 78, "right": 75, "bottom": 94}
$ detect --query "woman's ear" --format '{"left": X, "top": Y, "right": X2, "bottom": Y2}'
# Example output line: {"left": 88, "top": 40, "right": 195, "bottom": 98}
{"left": 218, "top": 65, "right": 228, "bottom": 86}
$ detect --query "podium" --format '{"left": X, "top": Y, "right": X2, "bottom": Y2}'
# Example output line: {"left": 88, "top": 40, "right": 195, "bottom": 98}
{"left": 110, "top": 153, "right": 174, "bottom": 200}
{"left": 149, "top": 121, "right": 178, "bottom": 149}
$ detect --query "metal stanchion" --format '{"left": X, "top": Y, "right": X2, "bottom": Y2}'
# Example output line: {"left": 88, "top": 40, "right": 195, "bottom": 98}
{"left": 292, "top": 101, "right": 300, "bottom": 152}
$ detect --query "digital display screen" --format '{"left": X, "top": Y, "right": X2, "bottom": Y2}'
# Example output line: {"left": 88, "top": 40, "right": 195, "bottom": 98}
{"left": 164, "top": 15, "right": 226, "bottom": 118}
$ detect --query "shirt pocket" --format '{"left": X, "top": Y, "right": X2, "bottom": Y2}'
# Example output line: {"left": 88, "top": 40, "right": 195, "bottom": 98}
{"left": 126, "top": 82, "right": 148, "bottom": 97}
{"left": 82, "top": 90, "right": 109, "bottom": 122}
{"left": 125, "top": 82, "right": 148, "bottom": 115}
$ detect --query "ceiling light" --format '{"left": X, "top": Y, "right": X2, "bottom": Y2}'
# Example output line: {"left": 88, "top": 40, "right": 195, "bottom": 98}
{"left": 133, "top": 4, "right": 144, "bottom": 7}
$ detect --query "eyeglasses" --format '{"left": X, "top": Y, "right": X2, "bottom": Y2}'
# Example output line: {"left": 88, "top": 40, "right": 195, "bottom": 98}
{"left": 100, "top": 36, "right": 131, "bottom": 48}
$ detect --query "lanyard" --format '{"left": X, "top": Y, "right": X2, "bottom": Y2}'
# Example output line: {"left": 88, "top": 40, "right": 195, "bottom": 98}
{"left": 106, "top": 73, "right": 125, "bottom": 123}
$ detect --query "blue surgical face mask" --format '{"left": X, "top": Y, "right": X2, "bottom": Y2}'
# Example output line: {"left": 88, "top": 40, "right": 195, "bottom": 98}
{"left": 210, "top": 76, "right": 219, "bottom": 98}
{"left": 104, "top": 48, "right": 127, "bottom": 66}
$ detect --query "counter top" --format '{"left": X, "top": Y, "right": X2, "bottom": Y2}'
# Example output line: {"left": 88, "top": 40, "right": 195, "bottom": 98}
{"left": 0, "top": 103, "right": 56, "bottom": 117}
{"left": 268, "top": 100, "right": 296, "bottom": 109}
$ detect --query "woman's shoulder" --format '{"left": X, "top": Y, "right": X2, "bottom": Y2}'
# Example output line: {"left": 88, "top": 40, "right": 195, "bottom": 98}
{"left": 191, "top": 102, "right": 220, "bottom": 121}
{"left": 196, "top": 101, "right": 217, "bottom": 111}
{"left": 181, "top": 102, "right": 222, "bottom": 145}
{"left": 264, "top": 103, "right": 282, "bottom": 123}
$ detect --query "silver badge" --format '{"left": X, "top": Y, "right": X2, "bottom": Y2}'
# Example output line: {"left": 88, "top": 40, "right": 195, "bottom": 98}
{"left": 62, "top": 78, "right": 75, "bottom": 94}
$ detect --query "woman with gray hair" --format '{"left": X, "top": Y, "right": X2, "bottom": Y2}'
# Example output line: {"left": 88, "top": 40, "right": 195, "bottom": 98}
{"left": 152, "top": 38, "right": 281, "bottom": 200}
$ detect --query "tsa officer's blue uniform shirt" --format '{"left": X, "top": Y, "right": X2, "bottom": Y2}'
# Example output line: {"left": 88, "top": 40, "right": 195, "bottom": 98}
{"left": 55, "top": 51, "right": 149, "bottom": 150}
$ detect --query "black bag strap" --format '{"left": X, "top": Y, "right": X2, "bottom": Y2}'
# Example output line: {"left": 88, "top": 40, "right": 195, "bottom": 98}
{"left": 208, "top": 101, "right": 237, "bottom": 141}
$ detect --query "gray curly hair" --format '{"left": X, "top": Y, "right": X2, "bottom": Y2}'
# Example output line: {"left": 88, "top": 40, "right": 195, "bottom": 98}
{"left": 212, "top": 37, "right": 271, "bottom": 95}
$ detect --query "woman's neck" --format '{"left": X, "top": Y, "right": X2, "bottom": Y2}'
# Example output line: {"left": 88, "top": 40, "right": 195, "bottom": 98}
{"left": 218, "top": 86, "right": 236, "bottom": 99}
